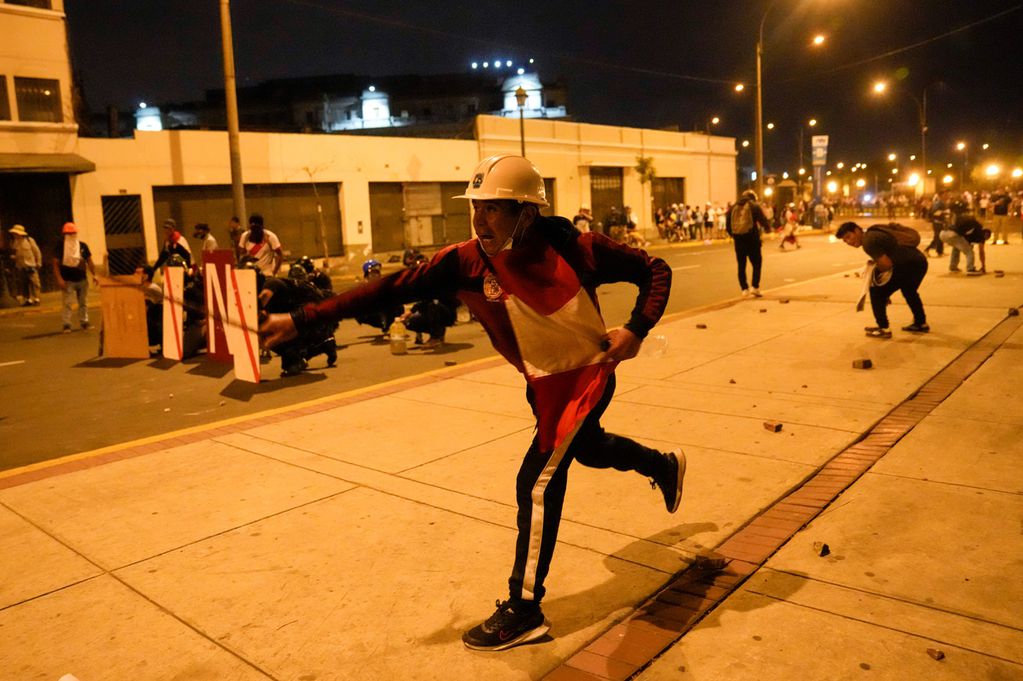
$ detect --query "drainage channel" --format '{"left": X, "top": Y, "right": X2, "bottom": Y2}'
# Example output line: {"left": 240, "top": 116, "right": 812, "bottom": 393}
{"left": 544, "top": 310, "right": 1022, "bottom": 681}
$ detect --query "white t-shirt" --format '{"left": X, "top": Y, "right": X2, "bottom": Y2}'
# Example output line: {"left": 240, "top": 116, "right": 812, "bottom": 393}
{"left": 238, "top": 229, "right": 282, "bottom": 274}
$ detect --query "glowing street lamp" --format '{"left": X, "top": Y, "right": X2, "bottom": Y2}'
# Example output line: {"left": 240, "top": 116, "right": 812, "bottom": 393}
{"left": 872, "top": 80, "right": 930, "bottom": 193}
{"left": 515, "top": 86, "right": 528, "bottom": 156}
{"left": 956, "top": 141, "right": 968, "bottom": 189}
{"left": 755, "top": 4, "right": 830, "bottom": 197}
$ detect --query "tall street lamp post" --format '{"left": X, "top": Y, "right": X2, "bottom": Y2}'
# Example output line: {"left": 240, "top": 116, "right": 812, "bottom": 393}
{"left": 956, "top": 141, "right": 968, "bottom": 189}
{"left": 515, "top": 86, "right": 527, "bottom": 157}
{"left": 754, "top": 2, "right": 776, "bottom": 198}
{"left": 873, "top": 81, "right": 929, "bottom": 195}
{"left": 219, "top": 0, "right": 246, "bottom": 222}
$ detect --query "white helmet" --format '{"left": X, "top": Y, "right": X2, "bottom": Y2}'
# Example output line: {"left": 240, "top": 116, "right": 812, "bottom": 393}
{"left": 454, "top": 155, "right": 549, "bottom": 206}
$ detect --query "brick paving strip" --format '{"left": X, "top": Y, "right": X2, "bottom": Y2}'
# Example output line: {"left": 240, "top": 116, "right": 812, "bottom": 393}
{"left": 543, "top": 310, "right": 1023, "bottom": 681}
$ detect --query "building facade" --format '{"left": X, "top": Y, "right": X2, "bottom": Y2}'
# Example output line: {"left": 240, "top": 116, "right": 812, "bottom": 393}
{"left": 0, "top": 0, "right": 95, "bottom": 289}
{"left": 1, "top": 4, "right": 737, "bottom": 286}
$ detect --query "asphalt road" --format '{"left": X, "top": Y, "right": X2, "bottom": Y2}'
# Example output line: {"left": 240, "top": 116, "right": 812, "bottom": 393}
{"left": 0, "top": 231, "right": 868, "bottom": 471}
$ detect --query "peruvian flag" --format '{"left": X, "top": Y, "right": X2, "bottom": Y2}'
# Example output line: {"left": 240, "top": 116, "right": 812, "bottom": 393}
{"left": 488, "top": 243, "right": 616, "bottom": 452}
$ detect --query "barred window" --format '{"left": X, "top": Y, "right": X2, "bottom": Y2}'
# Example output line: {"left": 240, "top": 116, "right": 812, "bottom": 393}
{"left": 4, "top": 1, "right": 53, "bottom": 9}
{"left": 14, "top": 77, "right": 62, "bottom": 122}
{"left": 0, "top": 77, "right": 10, "bottom": 120}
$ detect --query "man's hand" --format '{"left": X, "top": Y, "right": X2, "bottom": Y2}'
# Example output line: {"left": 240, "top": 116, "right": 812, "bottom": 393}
{"left": 259, "top": 313, "right": 298, "bottom": 349}
{"left": 602, "top": 327, "right": 642, "bottom": 362}
{"left": 875, "top": 254, "right": 894, "bottom": 272}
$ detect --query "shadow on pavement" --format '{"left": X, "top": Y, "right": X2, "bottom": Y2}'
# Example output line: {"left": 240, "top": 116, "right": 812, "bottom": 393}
{"left": 219, "top": 371, "right": 328, "bottom": 401}
{"left": 75, "top": 357, "right": 144, "bottom": 369}
{"left": 184, "top": 358, "right": 233, "bottom": 379}
{"left": 418, "top": 520, "right": 724, "bottom": 657}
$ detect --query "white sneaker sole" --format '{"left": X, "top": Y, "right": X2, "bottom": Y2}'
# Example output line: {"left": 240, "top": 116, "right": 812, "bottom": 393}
{"left": 463, "top": 619, "right": 551, "bottom": 652}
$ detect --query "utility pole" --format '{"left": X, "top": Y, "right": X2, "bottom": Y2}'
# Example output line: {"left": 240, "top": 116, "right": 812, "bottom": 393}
{"left": 219, "top": 0, "right": 246, "bottom": 223}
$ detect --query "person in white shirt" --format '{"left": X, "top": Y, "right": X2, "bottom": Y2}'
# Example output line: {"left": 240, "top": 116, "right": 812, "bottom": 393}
{"left": 238, "top": 213, "right": 283, "bottom": 275}
{"left": 192, "top": 222, "right": 218, "bottom": 269}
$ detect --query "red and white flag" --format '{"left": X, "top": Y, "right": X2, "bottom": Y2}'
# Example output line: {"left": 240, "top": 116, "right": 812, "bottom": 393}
{"left": 488, "top": 244, "right": 615, "bottom": 451}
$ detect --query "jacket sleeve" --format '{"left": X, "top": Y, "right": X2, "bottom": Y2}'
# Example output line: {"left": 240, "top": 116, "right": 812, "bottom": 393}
{"left": 586, "top": 233, "right": 671, "bottom": 338}
{"left": 299, "top": 245, "right": 461, "bottom": 327}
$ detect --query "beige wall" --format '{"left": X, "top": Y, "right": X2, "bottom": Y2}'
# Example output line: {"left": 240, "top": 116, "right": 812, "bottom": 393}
{"left": 476, "top": 115, "right": 737, "bottom": 230}
{"left": 76, "top": 130, "right": 479, "bottom": 263}
{"left": 0, "top": 1, "right": 77, "bottom": 153}
{"left": 70, "top": 115, "right": 735, "bottom": 270}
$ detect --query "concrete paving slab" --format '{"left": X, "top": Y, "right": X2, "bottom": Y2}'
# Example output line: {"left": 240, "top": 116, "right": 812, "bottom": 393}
{"left": 240, "top": 394, "right": 532, "bottom": 473}
{"left": 0, "top": 504, "right": 100, "bottom": 609}
{"left": 636, "top": 588, "right": 1021, "bottom": 681}
{"left": 220, "top": 429, "right": 690, "bottom": 575}
{"left": 617, "top": 348, "right": 724, "bottom": 382}
{"left": 0, "top": 440, "right": 353, "bottom": 569}
{"left": 872, "top": 416, "right": 1023, "bottom": 494}
{"left": 765, "top": 474, "right": 1023, "bottom": 629}
{"left": 668, "top": 340, "right": 962, "bottom": 406}
{"left": 598, "top": 400, "right": 858, "bottom": 467}
{"left": 116, "top": 487, "right": 667, "bottom": 681}
{"left": 743, "top": 569, "right": 1023, "bottom": 664}
{"left": 0, "top": 575, "right": 272, "bottom": 681}
{"left": 404, "top": 425, "right": 816, "bottom": 566}
{"left": 388, "top": 376, "right": 533, "bottom": 420}
{"left": 930, "top": 350, "right": 1023, "bottom": 426}
{"left": 615, "top": 382, "right": 884, "bottom": 432}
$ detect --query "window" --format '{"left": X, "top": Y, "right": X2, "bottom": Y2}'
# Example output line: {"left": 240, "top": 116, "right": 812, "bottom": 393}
{"left": 14, "top": 77, "right": 62, "bottom": 122}
{"left": 5, "top": 0, "right": 53, "bottom": 8}
{"left": 0, "top": 76, "right": 10, "bottom": 120}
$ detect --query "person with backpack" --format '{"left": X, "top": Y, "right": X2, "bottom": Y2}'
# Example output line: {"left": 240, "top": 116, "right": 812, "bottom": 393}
{"left": 260, "top": 154, "right": 683, "bottom": 652}
{"left": 836, "top": 221, "right": 929, "bottom": 338}
{"left": 726, "top": 189, "right": 771, "bottom": 298}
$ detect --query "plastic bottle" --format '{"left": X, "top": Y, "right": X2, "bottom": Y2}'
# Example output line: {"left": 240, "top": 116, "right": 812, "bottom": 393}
{"left": 388, "top": 319, "right": 407, "bottom": 355}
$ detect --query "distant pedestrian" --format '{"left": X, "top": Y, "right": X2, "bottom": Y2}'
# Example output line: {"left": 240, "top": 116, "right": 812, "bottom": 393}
{"left": 989, "top": 186, "right": 1011, "bottom": 245}
{"left": 52, "top": 222, "right": 98, "bottom": 333}
{"left": 192, "top": 222, "right": 218, "bottom": 269}
{"left": 779, "top": 204, "right": 802, "bottom": 250}
{"left": 926, "top": 192, "right": 948, "bottom": 257}
{"left": 153, "top": 218, "right": 192, "bottom": 270}
{"left": 726, "top": 189, "right": 770, "bottom": 298}
{"left": 238, "top": 213, "right": 283, "bottom": 276}
{"left": 836, "top": 221, "right": 929, "bottom": 338}
{"left": 8, "top": 224, "right": 42, "bottom": 306}
{"left": 572, "top": 206, "right": 594, "bottom": 233}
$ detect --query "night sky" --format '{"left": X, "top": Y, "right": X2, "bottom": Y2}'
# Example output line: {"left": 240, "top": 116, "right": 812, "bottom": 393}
{"left": 67, "top": 0, "right": 1023, "bottom": 181}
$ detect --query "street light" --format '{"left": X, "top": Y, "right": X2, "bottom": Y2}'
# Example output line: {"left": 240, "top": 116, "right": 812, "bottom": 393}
{"left": 755, "top": 3, "right": 827, "bottom": 198}
{"left": 956, "top": 141, "right": 968, "bottom": 189}
{"left": 872, "top": 80, "right": 930, "bottom": 195}
{"left": 514, "top": 86, "right": 527, "bottom": 157}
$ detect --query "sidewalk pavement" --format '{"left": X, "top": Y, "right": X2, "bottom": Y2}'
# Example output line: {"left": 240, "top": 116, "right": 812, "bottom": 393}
{"left": 1, "top": 243, "right": 1021, "bottom": 680}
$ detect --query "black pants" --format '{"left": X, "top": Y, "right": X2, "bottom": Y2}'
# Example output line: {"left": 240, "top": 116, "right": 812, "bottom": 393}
{"left": 510, "top": 374, "right": 664, "bottom": 603}
{"left": 733, "top": 234, "right": 762, "bottom": 290}
{"left": 927, "top": 223, "right": 944, "bottom": 255}
{"left": 869, "top": 253, "right": 928, "bottom": 328}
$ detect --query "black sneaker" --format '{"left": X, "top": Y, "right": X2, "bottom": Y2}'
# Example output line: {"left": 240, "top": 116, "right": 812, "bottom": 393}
{"left": 651, "top": 449, "right": 686, "bottom": 513}
{"left": 864, "top": 327, "right": 892, "bottom": 339}
{"left": 902, "top": 323, "right": 930, "bottom": 333}
{"left": 462, "top": 599, "right": 549, "bottom": 651}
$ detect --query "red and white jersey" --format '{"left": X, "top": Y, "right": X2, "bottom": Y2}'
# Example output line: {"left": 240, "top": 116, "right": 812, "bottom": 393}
{"left": 304, "top": 216, "right": 671, "bottom": 450}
